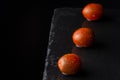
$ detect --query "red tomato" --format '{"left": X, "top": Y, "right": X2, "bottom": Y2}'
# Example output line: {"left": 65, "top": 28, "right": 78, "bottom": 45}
{"left": 72, "top": 28, "right": 94, "bottom": 47}
{"left": 58, "top": 53, "right": 81, "bottom": 75}
{"left": 82, "top": 3, "right": 103, "bottom": 21}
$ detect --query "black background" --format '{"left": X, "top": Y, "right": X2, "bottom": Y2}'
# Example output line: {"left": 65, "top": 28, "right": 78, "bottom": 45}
{"left": 5, "top": 0, "right": 120, "bottom": 80}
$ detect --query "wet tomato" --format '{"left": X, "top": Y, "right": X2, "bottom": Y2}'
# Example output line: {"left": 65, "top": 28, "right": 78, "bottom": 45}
{"left": 82, "top": 3, "right": 103, "bottom": 21}
{"left": 72, "top": 28, "right": 94, "bottom": 47}
{"left": 58, "top": 53, "right": 81, "bottom": 75}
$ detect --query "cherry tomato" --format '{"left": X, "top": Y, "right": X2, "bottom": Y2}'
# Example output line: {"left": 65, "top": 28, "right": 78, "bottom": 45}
{"left": 58, "top": 53, "right": 81, "bottom": 75}
{"left": 72, "top": 28, "right": 94, "bottom": 47}
{"left": 82, "top": 3, "right": 103, "bottom": 21}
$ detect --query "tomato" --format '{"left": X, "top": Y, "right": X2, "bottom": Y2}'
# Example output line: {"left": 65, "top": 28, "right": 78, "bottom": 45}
{"left": 82, "top": 3, "right": 103, "bottom": 21}
{"left": 58, "top": 53, "right": 81, "bottom": 75}
{"left": 72, "top": 28, "right": 94, "bottom": 47}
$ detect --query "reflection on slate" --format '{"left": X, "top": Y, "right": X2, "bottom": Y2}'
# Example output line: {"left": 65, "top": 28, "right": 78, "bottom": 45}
{"left": 43, "top": 8, "right": 120, "bottom": 80}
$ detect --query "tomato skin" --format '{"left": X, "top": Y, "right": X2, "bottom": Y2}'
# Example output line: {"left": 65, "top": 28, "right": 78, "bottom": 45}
{"left": 58, "top": 53, "right": 81, "bottom": 75}
{"left": 82, "top": 3, "right": 103, "bottom": 21}
{"left": 72, "top": 28, "right": 94, "bottom": 47}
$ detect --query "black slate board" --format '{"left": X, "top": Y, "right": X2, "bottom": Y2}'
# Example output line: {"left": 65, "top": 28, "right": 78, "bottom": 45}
{"left": 43, "top": 8, "right": 120, "bottom": 80}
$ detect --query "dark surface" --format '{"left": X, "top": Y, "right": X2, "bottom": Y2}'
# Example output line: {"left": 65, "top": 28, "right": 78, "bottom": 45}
{"left": 43, "top": 8, "right": 120, "bottom": 80}
{"left": 5, "top": 0, "right": 120, "bottom": 80}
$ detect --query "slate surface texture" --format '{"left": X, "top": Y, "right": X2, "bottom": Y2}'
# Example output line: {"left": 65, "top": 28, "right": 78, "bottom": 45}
{"left": 43, "top": 8, "right": 120, "bottom": 80}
